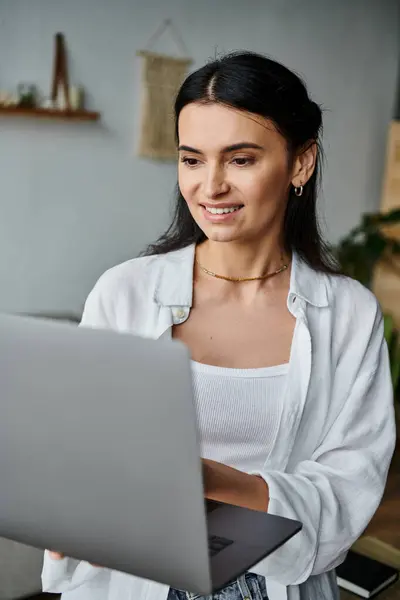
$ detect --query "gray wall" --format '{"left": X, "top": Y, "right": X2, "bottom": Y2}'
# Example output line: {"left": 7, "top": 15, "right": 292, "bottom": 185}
{"left": 0, "top": 0, "right": 398, "bottom": 315}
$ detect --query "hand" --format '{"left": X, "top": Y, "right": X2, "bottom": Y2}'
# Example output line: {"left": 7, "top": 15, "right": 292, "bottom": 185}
{"left": 201, "top": 458, "right": 269, "bottom": 512}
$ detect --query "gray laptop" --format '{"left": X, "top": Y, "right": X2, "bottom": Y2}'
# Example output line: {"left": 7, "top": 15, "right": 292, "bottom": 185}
{"left": 0, "top": 313, "right": 301, "bottom": 595}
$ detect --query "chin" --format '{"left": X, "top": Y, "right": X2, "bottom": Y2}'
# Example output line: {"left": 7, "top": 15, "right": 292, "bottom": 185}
{"left": 203, "top": 227, "right": 242, "bottom": 243}
{"left": 191, "top": 208, "right": 247, "bottom": 243}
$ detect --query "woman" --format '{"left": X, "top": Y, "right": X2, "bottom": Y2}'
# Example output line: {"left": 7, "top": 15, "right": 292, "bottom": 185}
{"left": 42, "top": 51, "right": 396, "bottom": 600}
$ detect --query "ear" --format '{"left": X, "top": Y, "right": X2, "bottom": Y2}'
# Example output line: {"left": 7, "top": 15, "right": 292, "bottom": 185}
{"left": 291, "top": 141, "right": 317, "bottom": 188}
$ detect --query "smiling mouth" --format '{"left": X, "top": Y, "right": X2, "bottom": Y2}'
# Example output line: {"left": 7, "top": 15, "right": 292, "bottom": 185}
{"left": 202, "top": 205, "right": 244, "bottom": 215}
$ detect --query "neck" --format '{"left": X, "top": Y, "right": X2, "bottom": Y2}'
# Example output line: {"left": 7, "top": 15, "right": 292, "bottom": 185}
{"left": 197, "top": 237, "right": 288, "bottom": 281}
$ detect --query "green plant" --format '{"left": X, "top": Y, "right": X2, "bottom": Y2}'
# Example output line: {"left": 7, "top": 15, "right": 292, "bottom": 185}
{"left": 335, "top": 208, "right": 400, "bottom": 404}
{"left": 384, "top": 314, "right": 400, "bottom": 402}
{"left": 335, "top": 208, "right": 400, "bottom": 288}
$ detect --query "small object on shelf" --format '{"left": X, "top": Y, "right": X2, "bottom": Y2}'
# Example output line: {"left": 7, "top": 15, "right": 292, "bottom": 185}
{"left": 40, "top": 96, "right": 55, "bottom": 109}
{"left": 69, "top": 85, "right": 84, "bottom": 110}
{"left": 17, "top": 83, "right": 37, "bottom": 108}
{"left": 51, "top": 32, "right": 70, "bottom": 110}
{"left": 55, "top": 94, "right": 67, "bottom": 111}
{"left": 0, "top": 91, "right": 18, "bottom": 107}
{"left": 336, "top": 550, "right": 399, "bottom": 598}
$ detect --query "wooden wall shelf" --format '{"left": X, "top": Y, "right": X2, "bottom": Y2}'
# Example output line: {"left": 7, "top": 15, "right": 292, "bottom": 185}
{"left": 0, "top": 106, "right": 100, "bottom": 121}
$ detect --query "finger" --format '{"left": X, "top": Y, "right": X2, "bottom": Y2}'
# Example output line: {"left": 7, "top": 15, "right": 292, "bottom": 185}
{"left": 48, "top": 551, "right": 65, "bottom": 560}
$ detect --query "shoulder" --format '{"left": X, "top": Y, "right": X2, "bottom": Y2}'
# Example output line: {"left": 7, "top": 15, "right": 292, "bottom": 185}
{"left": 327, "top": 273, "right": 381, "bottom": 319}
{"left": 81, "top": 250, "right": 183, "bottom": 329}
{"left": 326, "top": 273, "right": 382, "bottom": 327}
{"left": 293, "top": 254, "right": 381, "bottom": 327}
{"left": 93, "top": 245, "right": 193, "bottom": 297}
{"left": 92, "top": 253, "right": 162, "bottom": 298}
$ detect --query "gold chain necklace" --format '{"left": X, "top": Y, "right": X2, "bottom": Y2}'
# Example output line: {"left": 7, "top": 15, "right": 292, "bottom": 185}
{"left": 196, "top": 260, "right": 289, "bottom": 283}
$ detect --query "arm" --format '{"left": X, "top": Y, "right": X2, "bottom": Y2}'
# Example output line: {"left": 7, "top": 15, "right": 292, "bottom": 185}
{"left": 202, "top": 459, "right": 269, "bottom": 511}
{"left": 203, "top": 299, "right": 396, "bottom": 586}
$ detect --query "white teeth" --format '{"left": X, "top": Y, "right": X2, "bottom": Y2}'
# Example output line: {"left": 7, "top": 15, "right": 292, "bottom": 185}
{"left": 205, "top": 206, "right": 242, "bottom": 214}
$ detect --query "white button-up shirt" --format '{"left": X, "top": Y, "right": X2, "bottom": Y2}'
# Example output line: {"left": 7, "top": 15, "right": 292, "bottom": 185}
{"left": 42, "top": 244, "right": 396, "bottom": 600}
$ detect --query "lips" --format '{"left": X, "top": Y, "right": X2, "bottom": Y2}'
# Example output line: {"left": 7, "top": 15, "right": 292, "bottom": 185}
{"left": 200, "top": 204, "right": 244, "bottom": 222}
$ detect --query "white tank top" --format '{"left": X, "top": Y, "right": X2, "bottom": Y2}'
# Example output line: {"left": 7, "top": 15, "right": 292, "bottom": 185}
{"left": 191, "top": 360, "right": 289, "bottom": 472}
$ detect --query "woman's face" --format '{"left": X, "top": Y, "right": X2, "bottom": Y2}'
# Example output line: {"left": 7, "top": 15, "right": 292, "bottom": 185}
{"left": 178, "top": 102, "right": 304, "bottom": 245}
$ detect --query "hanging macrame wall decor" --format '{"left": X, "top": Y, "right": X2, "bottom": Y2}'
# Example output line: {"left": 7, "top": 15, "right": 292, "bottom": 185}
{"left": 137, "top": 20, "right": 192, "bottom": 160}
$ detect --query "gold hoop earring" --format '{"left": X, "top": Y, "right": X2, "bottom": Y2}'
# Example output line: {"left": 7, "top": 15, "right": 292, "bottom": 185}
{"left": 294, "top": 184, "right": 304, "bottom": 197}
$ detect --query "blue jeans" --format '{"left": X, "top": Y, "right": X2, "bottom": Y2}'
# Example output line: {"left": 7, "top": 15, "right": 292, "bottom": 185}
{"left": 167, "top": 572, "right": 269, "bottom": 600}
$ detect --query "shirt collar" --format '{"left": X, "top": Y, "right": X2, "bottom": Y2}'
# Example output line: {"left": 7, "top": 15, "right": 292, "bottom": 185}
{"left": 154, "top": 243, "right": 329, "bottom": 309}
{"left": 154, "top": 244, "right": 195, "bottom": 307}
{"left": 289, "top": 252, "right": 329, "bottom": 308}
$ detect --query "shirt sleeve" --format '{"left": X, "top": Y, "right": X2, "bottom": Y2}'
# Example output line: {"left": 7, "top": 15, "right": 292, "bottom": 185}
{"left": 251, "top": 300, "right": 396, "bottom": 586}
{"left": 41, "top": 552, "right": 106, "bottom": 593}
{"left": 79, "top": 272, "right": 116, "bottom": 329}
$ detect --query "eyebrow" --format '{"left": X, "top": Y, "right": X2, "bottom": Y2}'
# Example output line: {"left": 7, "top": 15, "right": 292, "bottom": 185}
{"left": 178, "top": 142, "right": 264, "bottom": 154}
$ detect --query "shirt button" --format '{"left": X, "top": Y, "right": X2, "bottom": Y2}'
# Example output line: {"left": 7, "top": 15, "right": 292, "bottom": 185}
{"left": 174, "top": 308, "right": 186, "bottom": 320}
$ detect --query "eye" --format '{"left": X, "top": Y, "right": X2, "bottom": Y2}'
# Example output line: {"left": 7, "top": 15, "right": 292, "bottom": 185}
{"left": 231, "top": 156, "right": 256, "bottom": 167}
{"left": 181, "top": 157, "right": 200, "bottom": 167}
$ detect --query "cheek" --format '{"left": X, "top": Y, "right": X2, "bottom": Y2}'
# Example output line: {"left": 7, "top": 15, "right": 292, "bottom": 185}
{"left": 178, "top": 167, "right": 199, "bottom": 204}
{"left": 239, "top": 163, "right": 289, "bottom": 205}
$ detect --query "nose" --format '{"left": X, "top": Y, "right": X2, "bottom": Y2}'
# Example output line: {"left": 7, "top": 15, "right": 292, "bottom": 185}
{"left": 203, "top": 164, "right": 230, "bottom": 199}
